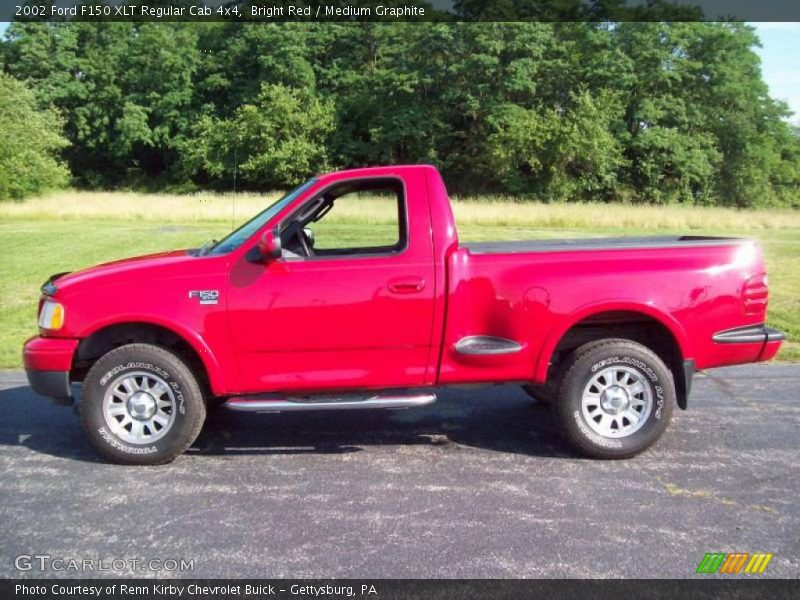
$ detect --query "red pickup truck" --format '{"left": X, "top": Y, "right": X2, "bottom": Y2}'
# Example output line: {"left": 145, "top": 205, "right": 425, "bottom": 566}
{"left": 24, "top": 165, "right": 784, "bottom": 464}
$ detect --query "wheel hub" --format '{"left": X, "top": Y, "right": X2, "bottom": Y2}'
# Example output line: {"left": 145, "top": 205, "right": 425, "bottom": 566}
{"left": 103, "top": 371, "right": 176, "bottom": 445}
{"left": 580, "top": 365, "right": 654, "bottom": 439}
{"left": 600, "top": 385, "right": 629, "bottom": 414}
{"left": 127, "top": 392, "right": 157, "bottom": 420}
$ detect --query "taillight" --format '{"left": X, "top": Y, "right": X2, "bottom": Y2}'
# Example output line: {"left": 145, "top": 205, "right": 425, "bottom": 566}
{"left": 742, "top": 274, "right": 768, "bottom": 315}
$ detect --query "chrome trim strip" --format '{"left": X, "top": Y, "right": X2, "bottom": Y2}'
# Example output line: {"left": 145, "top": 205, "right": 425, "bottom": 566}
{"left": 712, "top": 324, "right": 786, "bottom": 344}
{"left": 766, "top": 327, "right": 787, "bottom": 343}
{"left": 454, "top": 335, "right": 523, "bottom": 355}
{"left": 225, "top": 393, "right": 436, "bottom": 413}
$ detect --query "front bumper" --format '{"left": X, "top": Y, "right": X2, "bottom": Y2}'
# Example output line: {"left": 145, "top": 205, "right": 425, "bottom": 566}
{"left": 26, "top": 369, "right": 72, "bottom": 405}
{"left": 23, "top": 336, "right": 79, "bottom": 405}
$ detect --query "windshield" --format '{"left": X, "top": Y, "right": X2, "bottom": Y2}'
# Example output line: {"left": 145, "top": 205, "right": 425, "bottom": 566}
{"left": 206, "top": 179, "right": 316, "bottom": 255}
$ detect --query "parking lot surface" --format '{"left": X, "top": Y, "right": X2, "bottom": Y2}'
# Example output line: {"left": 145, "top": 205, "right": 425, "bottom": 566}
{"left": 1, "top": 365, "right": 798, "bottom": 578}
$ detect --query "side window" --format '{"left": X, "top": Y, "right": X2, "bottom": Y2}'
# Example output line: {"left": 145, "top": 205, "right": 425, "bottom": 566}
{"left": 280, "top": 179, "right": 406, "bottom": 258}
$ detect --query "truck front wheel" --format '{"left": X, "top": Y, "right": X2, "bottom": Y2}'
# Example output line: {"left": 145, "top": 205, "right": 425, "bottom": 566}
{"left": 79, "top": 343, "right": 206, "bottom": 465}
{"left": 553, "top": 339, "right": 675, "bottom": 459}
{"left": 522, "top": 382, "right": 557, "bottom": 404}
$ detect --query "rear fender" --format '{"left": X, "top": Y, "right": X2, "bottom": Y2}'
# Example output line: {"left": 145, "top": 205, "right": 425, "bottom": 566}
{"left": 534, "top": 301, "right": 691, "bottom": 384}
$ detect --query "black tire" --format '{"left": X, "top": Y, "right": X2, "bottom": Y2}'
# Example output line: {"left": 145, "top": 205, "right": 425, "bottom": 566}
{"left": 522, "top": 382, "right": 557, "bottom": 404}
{"left": 205, "top": 396, "right": 228, "bottom": 411}
{"left": 79, "top": 343, "right": 206, "bottom": 465}
{"left": 553, "top": 339, "right": 675, "bottom": 459}
{"left": 523, "top": 355, "right": 569, "bottom": 404}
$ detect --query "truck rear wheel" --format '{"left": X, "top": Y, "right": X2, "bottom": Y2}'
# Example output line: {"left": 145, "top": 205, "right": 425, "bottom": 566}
{"left": 553, "top": 339, "right": 675, "bottom": 459}
{"left": 79, "top": 343, "right": 206, "bottom": 465}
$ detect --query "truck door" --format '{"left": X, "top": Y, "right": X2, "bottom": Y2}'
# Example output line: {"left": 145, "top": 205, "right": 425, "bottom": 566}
{"left": 227, "top": 173, "right": 437, "bottom": 393}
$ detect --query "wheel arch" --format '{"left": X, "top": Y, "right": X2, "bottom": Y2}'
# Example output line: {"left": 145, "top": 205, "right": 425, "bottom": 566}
{"left": 72, "top": 318, "right": 226, "bottom": 396}
{"left": 535, "top": 303, "right": 692, "bottom": 409}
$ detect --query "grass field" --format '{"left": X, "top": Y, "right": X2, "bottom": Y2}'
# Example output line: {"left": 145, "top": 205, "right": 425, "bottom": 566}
{"left": 1, "top": 191, "right": 798, "bottom": 369}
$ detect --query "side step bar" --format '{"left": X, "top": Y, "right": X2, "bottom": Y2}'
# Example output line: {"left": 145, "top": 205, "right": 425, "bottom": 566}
{"left": 225, "top": 392, "right": 436, "bottom": 413}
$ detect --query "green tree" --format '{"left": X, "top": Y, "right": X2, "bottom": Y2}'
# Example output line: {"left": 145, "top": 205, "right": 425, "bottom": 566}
{"left": 0, "top": 73, "right": 69, "bottom": 200}
{"left": 184, "top": 83, "right": 334, "bottom": 189}
{"left": 5, "top": 21, "right": 199, "bottom": 187}
{"left": 117, "top": 23, "right": 200, "bottom": 183}
{"left": 195, "top": 23, "right": 317, "bottom": 118}
{"left": 3, "top": 21, "right": 799, "bottom": 204}
{"left": 614, "top": 22, "right": 799, "bottom": 206}
{"left": 485, "top": 89, "right": 626, "bottom": 198}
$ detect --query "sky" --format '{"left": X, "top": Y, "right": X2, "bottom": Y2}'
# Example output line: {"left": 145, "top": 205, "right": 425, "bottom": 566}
{"left": 0, "top": 20, "right": 798, "bottom": 124}
{"left": 751, "top": 23, "right": 800, "bottom": 124}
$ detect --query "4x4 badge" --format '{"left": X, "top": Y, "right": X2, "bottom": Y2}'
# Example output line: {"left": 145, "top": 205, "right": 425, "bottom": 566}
{"left": 188, "top": 290, "right": 219, "bottom": 305}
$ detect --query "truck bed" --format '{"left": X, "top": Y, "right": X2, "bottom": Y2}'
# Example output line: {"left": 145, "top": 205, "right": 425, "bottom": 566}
{"left": 463, "top": 235, "right": 747, "bottom": 255}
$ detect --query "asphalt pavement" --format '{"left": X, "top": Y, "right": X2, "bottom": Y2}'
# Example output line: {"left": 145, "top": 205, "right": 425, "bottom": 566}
{"left": 1, "top": 365, "right": 798, "bottom": 579}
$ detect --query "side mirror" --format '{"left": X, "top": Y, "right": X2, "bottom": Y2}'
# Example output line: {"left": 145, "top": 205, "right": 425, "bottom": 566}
{"left": 256, "top": 228, "right": 282, "bottom": 262}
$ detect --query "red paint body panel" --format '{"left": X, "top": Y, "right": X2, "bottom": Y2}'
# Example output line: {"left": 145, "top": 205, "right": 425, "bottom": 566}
{"left": 439, "top": 242, "right": 770, "bottom": 385}
{"left": 226, "top": 166, "right": 438, "bottom": 392}
{"left": 29, "top": 251, "right": 234, "bottom": 395}
{"left": 23, "top": 165, "right": 783, "bottom": 398}
{"left": 760, "top": 340, "right": 783, "bottom": 362}
{"left": 23, "top": 336, "right": 79, "bottom": 372}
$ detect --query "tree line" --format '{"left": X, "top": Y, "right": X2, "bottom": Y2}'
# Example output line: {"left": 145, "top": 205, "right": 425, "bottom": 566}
{"left": 1, "top": 21, "right": 799, "bottom": 206}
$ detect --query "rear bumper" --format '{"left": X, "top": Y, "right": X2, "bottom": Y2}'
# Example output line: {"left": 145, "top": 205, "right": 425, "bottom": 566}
{"left": 712, "top": 325, "right": 785, "bottom": 345}
{"left": 712, "top": 324, "right": 785, "bottom": 362}
{"left": 23, "top": 336, "right": 79, "bottom": 405}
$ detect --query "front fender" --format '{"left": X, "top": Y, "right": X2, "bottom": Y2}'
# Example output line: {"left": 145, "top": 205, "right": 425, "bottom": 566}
{"left": 78, "top": 315, "right": 229, "bottom": 396}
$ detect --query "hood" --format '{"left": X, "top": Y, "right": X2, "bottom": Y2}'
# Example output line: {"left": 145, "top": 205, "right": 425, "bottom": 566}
{"left": 48, "top": 249, "right": 194, "bottom": 294}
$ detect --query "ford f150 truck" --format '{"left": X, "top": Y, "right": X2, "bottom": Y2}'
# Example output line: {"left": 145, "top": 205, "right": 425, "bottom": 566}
{"left": 24, "top": 165, "right": 785, "bottom": 464}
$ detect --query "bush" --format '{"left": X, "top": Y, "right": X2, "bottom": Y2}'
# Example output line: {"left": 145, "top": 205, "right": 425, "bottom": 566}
{"left": 182, "top": 84, "right": 335, "bottom": 190}
{"left": 0, "top": 74, "right": 70, "bottom": 201}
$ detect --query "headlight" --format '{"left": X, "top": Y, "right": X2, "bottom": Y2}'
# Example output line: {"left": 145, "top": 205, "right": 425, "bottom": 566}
{"left": 38, "top": 300, "right": 65, "bottom": 330}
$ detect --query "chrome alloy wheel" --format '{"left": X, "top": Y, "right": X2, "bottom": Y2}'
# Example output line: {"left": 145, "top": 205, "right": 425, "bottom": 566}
{"left": 102, "top": 371, "right": 176, "bottom": 444}
{"left": 580, "top": 366, "right": 653, "bottom": 438}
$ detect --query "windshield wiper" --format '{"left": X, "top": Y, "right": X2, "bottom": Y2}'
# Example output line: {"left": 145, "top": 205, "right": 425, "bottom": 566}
{"left": 197, "top": 239, "right": 218, "bottom": 256}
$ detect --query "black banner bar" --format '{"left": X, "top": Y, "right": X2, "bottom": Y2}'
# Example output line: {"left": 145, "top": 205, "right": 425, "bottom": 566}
{"left": 5, "top": 1, "right": 800, "bottom": 24}
{"left": 3, "top": 579, "right": 799, "bottom": 600}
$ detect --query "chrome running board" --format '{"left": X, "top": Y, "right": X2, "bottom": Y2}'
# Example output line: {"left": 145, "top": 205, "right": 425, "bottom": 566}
{"left": 225, "top": 392, "right": 436, "bottom": 413}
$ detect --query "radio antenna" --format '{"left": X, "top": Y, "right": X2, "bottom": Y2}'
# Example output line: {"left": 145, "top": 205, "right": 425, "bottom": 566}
{"left": 232, "top": 148, "right": 237, "bottom": 231}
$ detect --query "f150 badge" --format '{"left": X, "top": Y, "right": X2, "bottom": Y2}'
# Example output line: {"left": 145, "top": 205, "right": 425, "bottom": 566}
{"left": 188, "top": 290, "right": 219, "bottom": 305}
